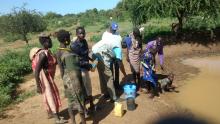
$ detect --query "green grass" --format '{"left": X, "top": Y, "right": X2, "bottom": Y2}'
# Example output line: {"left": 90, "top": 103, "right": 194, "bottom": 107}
{"left": 15, "top": 90, "right": 36, "bottom": 103}
{"left": 85, "top": 22, "right": 106, "bottom": 33}
{"left": 118, "top": 21, "right": 133, "bottom": 37}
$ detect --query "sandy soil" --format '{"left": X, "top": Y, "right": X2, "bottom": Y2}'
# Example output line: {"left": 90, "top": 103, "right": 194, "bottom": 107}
{"left": 0, "top": 42, "right": 220, "bottom": 124}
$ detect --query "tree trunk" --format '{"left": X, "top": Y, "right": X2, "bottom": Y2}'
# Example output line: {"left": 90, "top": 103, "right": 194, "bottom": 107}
{"left": 23, "top": 34, "right": 29, "bottom": 45}
{"left": 210, "top": 29, "right": 215, "bottom": 41}
{"left": 176, "top": 10, "right": 184, "bottom": 39}
{"left": 177, "top": 16, "right": 183, "bottom": 31}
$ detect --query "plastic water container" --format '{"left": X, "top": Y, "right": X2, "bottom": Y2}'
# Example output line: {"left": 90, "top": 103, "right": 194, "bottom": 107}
{"left": 123, "top": 83, "right": 136, "bottom": 99}
{"left": 114, "top": 102, "right": 124, "bottom": 117}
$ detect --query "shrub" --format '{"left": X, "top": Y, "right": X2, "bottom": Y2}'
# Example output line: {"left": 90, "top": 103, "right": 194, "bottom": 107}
{"left": 3, "top": 33, "right": 23, "bottom": 42}
{"left": 0, "top": 86, "right": 12, "bottom": 108}
{"left": 0, "top": 48, "right": 32, "bottom": 109}
{"left": 46, "top": 17, "right": 77, "bottom": 30}
{"left": 143, "top": 25, "right": 171, "bottom": 43}
{"left": 184, "top": 16, "right": 219, "bottom": 30}
{"left": 90, "top": 34, "right": 102, "bottom": 42}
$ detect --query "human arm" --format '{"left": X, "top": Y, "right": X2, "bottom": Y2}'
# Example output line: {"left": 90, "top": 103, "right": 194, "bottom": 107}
{"left": 157, "top": 45, "right": 164, "bottom": 70}
{"left": 34, "top": 52, "right": 47, "bottom": 94}
{"left": 118, "top": 59, "right": 126, "bottom": 77}
{"left": 125, "top": 36, "right": 132, "bottom": 62}
{"left": 56, "top": 51, "right": 64, "bottom": 78}
{"left": 113, "top": 47, "right": 127, "bottom": 77}
{"left": 126, "top": 48, "right": 129, "bottom": 62}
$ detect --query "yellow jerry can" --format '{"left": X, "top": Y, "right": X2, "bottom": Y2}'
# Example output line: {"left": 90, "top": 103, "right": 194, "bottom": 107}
{"left": 114, "top": 102, "right": 124, "bottom": 117}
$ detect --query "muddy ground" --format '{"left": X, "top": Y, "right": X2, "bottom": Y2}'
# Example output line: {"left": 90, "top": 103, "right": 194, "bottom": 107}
{"left": 0, "top": 42, "right": 220, "bottom": 124}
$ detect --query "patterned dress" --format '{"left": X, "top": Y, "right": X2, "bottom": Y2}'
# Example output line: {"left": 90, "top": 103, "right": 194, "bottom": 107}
{"left": 142, "top": 51, "right": 157, "bottom": 88}
{"left": 32, "top": 49, "right": 61, "bottom": 113}
{"left": 57, "top": 49, "right": 85, "bottom": 113}
{"left": 126, "top": 33, "right": 142, "bottom": 73}
{"left": 128, "top": 34, "right": 141, "bottom": 73}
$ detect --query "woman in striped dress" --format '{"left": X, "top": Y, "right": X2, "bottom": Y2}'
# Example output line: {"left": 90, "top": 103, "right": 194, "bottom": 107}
{"left": 126, "top": 28, "right": 142, "bottom": 90}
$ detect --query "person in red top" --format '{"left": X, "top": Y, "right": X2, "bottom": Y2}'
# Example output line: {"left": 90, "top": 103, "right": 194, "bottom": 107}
{"left": 32, "top": 34, "right": 66, "bottom": 124}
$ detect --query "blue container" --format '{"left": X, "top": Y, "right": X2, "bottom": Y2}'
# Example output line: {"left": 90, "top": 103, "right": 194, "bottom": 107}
{"left": 123, "top": 83, "right": 136, "bottom": 99}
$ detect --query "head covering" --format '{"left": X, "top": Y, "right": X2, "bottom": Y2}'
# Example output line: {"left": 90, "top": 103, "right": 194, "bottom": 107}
{"left": 38, "top": 32, "right": 50, "bottom": 38}
{"left": 111, "top": 22, "right": 118, "bottom": 30}
{"left": 139, "top": 27, "right": 145, "bottom": 33}
{"left": 29, "top": 47, "right": 41, "bottom": 60}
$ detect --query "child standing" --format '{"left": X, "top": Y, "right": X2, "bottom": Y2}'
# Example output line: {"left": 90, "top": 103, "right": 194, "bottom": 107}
{"left": 70, "top": 27, "right": 94, "bottom": 114}
{"left": 56, "top": 29, "right": 86, "bottom": 124}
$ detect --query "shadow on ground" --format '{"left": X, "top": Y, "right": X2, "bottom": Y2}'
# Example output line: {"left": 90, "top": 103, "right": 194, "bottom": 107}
{"left": 153, "top": 114, "right": 208, "bottom": 124}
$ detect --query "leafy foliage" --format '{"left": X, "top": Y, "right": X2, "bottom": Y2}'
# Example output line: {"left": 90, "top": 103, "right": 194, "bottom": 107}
{"left": 121, "top": 0, "right": 149, "bottom": 26}
{"left": 90, "top": 34, "right": 102, "bottom": 42}
{"left": 0, "top": 6, "right": 46, "bottom": 43}
{"left": 122, "top": 0, "right": 220, "bottom": 29}
{"left": 43, "top": 12, "right": 62, "bottom": 20}
{"left": 3, "top": 33, "right": 23, "bottom": 42}
{"left": 0, "top": 49, "right": 32, "bottom": 109}
{"left": 44, "top": 14, "right": 77, "bottom": 30}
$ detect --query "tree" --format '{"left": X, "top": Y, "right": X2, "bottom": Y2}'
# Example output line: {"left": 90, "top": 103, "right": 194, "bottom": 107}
{"left": 114, "top": 1, "right": 128, "bottom": 21}
{"left": 122, "top": 0, "right": 220, "bottom": 29}
{"left": 153, "top": 0, "right": 219, "bottom": 30}
{"left": 1, "top": 6, "right": 47, "bottom": 44}
{"left": 44, "top": 12, "right": 62, "bottom": 20}
{"left": 122, "top": 0, "right": 149, "bottom": 26}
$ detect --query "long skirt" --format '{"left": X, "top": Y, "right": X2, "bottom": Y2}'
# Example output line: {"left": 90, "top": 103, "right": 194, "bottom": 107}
{"left": 39, "top": 70, "right": 61, "bottom": 113}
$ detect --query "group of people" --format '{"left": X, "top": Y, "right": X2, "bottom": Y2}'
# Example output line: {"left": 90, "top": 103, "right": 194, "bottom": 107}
{"left": 30, "top": 22, "right": 175, "bottom": 124}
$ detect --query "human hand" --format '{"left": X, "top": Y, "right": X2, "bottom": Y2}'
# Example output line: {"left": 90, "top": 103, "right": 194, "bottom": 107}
{"left": 90, "top": 63, "right": 97, "bottom": 72}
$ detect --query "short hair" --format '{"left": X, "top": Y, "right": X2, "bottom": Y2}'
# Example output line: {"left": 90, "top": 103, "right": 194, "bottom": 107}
{"left": 57, "top": 29, "right": 70, "bottom": 43}
{"left": 156, "top": 35, "right": 162, "bottom": 40}
{"left": 133, "top": 27, "right": 141, "bottom": 39}
{"left": 133, "top": 27, "right": 142, "bottom": 48}
{"left": 39, "top": 36, "right": 51, "bottom": 45}
{"left": 76, "top": 26, "right": 85, "bottom": 34}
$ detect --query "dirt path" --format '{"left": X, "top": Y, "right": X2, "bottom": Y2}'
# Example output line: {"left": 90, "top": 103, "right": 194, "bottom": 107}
{"left": 0, "top": 43, "right": 220, "bottom": 124}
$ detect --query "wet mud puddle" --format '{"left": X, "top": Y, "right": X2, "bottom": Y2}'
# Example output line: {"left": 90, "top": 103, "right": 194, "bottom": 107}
{"left": 176, "top": 56, "right": 220, "bottom": 123}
